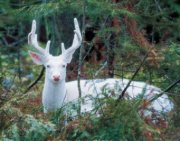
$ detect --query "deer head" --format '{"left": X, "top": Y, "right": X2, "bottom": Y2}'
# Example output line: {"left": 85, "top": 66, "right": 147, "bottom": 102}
{"left": 28, "top": 18, "right": 82, "bottom": 83}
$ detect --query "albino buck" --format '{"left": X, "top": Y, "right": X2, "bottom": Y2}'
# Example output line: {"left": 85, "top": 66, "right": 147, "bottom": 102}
{"left": 28, "top": 18, "right": 173, "bottom": 115}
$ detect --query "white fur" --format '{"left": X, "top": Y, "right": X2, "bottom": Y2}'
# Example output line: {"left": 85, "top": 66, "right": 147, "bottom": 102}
{"left": 65, "top": 79, "right": 174, "bottom": 114}
{"left": 28, "top": 18, "right": 173, "bottom": 114}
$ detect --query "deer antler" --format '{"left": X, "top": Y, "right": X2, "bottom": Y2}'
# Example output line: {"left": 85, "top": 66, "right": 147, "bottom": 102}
{"left": 28, "top": 20, "right": 50, "bottom": 55}
{"left": 62, "top": 18, "right": 82, "bottom": 56}
{"left": 72, "top": 18, "right": 82, "bottom": 48}
{"left": 61, "top": 42, "right": 65, "bottom": 53}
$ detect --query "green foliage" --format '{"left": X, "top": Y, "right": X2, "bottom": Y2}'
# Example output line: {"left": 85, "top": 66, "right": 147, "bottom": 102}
{"left": 2, "top": 115, "right": 55, "bottom": 141}
{"left": 0, "top": 0, "right": 179, "bottom": 140}
{"left": 161, "top": 43, "right": 180, "bottom": 81}
{"left": 0, "top": 104, "right": 55, "bottom": 141}
{"left": 92, "top": 100, "right": 145, "bottom": 140}
{"left": 59, "top": 98, "right": 153, "bottom": 140}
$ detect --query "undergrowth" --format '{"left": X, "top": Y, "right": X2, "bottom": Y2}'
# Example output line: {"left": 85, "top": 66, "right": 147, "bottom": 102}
{"left": 0, "top": 89, "right": 176, "bottom": 140}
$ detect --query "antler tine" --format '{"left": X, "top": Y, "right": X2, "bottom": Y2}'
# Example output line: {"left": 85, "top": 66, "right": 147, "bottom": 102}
{"left": 64, "top": 18, "right": 82, "bottom": 54}
{"left": 74, "top": 18, "right": 82, "bottom": 43}
{"left": 45, "top": 40, "right": 51, "bottom": 54}
{"left": 61, "top": 42, "right": 66, "bottom": 53}
{"left": 28, "top": 20, "right": 46, "bottom": 55}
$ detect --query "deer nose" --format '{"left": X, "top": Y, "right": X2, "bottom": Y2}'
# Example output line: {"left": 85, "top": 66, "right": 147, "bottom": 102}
{"left": 53, "top": 75, "right": 60, "bottom": 81}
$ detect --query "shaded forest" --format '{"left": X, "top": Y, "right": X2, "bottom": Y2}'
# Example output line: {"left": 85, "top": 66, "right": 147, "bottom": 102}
{"left": 0, "top": 0, "right": 180, "bottom": 140}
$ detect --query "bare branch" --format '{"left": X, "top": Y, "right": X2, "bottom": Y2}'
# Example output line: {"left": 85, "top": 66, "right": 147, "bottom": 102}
{"left": 117, "top": 52, "right": 149, "bottom": 101}
{"left": 24, "top": 67, "right": 45, "bottom": 94}
{"left": 149, "top": 78, "right": 180, "bottom": 103}
{"left": 77, "top": 0, "right": 86, "bottom": 116}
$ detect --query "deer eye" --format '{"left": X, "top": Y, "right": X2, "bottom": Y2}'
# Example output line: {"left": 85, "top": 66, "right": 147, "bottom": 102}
{"left": 46, "top": 65, "right": 50, "bottom": 68}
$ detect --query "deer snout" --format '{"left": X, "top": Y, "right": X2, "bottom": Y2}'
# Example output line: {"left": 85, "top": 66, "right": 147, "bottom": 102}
{"left": 53, "top": 75, "right": 60, "bottom": 81}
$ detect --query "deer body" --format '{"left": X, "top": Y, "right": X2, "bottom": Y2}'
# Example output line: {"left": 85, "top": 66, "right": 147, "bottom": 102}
{"left": 66, "top": 79, "right": 173, "bottom": 114}
{"left": 28, "top": 18, "right": 173, "bottom": 114}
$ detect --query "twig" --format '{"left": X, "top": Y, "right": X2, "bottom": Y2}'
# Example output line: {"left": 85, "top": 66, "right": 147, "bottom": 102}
{"left": 77, "top": 0, "right": 86, "bottom": 116}
{"left": 154, "top": 0, "right": 162, "bottom": 12}
{"left": 94, "top": 61, "right": 108, "bottom": 77}
{"left": 117, "top": 52, "right": 149, "bottom": 101}
{"left": 149, "top": 78, "right": 180, "bottom": 103}
{"left": 7, "top": 37, "right": 27, "bottom": 47}
{"left": 92, "top": 61, "right": 108, "bottom": 116}
{"left": 82, "top": 42, "right": 94, "bottom": 62}
{"left": 24, "top": 67, "right": 45, "bottom": 93}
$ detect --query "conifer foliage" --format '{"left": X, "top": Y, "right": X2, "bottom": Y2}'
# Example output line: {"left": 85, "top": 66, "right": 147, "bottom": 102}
{"left": 0, "top": 0, "right": 179, "bottom": 140}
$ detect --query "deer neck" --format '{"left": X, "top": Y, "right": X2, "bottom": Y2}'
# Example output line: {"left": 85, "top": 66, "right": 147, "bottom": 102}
{"left": 43, "top": 73, "right": 66, "bottom": 110}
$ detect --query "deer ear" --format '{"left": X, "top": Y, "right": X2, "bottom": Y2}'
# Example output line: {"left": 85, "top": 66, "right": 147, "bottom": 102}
{"left": 29, "top": 51, "right": 46, "bottom": 65}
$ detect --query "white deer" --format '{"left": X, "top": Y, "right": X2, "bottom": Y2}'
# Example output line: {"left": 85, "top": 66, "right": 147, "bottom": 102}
{"left": 28, "top": 18, "right": 173, "bottom": 115}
